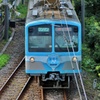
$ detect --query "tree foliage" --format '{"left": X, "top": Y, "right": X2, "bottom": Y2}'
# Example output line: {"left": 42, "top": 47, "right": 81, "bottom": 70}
{"left": 73, "top": 0, "right": 100, "bottom": 76}
{"left": 74, "top": 0, "right": 100, "bottom": 20}
{"left": 0, "top": 0, "right": 2, "bottom": 3}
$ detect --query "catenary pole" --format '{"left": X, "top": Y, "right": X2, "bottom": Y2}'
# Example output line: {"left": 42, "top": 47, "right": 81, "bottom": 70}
{"left": 3, "top": 0, "right": 9, "bottom": 40}
{"left": 81, "top": 0, "right": 85, "bottom": 42}
{"left": 22, "top": 0, "right": 24, "bottom": 4}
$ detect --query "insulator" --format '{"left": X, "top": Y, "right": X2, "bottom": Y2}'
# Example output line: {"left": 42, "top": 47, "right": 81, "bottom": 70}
{"left": 60, "top": 1, "right": 66, "bottom": 5}
{"left": 60, "top": 5, "right": 66, "bottom": 9}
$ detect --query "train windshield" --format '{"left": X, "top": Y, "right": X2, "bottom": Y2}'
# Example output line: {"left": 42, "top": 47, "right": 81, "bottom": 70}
{"left": 55, "top": 24, "right": 78, "bottom": 52}
{"left": 28, "top": 24, "right": 52, "bottom": 52}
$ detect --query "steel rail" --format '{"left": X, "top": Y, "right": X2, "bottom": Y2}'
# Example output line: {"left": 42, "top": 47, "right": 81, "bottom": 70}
{"left": 0, "top": 20, "right": 5, "bottom": 30}
{"left": 16, "top": 76, "right": 31, "bottom": 100}
{"left": 40, "top": 87, "right": 44, "bottom": 100}
{"left": 0, "top": 25, "right": 4, "bottom": 33}
{"left": 0, "top": 57, "right": 25, "bottom": 94}
{"left": 34, "top": 76, "right": 44, "bottom": 100}
{"left": 0, "top": 20, "right": 5, "bottom": 41}
{"left": 0, "top": 25, "right": 4, "bottom": 41}
{"left": 63, "top": 89, "right": 67, "bottom": 100}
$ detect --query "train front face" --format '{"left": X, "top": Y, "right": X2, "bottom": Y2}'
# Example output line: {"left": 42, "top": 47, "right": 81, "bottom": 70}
{"left": 25, "top": 20, "right": 81, "bottom": 77}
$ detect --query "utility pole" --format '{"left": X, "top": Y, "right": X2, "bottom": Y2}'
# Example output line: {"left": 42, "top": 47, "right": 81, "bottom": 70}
{"left": 22, "top": 0, "right": 24, "bottom": 4}
{"left": 81, "top": 0, "right": 85, "bottom": 42}
{"left": 3, "top": 0, "right": 9, "bottom": 40}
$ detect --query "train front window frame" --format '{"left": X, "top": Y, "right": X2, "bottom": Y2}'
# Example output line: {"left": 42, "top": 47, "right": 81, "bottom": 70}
{"left": 28, "top": 24, "right": 52, "bottom": 52}
{"left": 54, "top": 24, "right": 78, "bottom": 52}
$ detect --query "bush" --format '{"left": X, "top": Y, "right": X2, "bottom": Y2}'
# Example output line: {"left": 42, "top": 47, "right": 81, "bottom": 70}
{"left": 85, "top": 16, "right": 100, "bottom": 63}
{"left": 0, "top": 54, "right": 10, "bottom": 69}
{"left": 82, "top": 44, "right": 96, "bottom": 72}
{"left": 0, "top": 0, "right": 2, "bottom": 3}
{"left": 81, "top": 16, "right": 100, "bottom": 78}
{"left": 93, "top": 43, "right": 100, "bottom": 62}
{"left": 16, "top": 3, "right": 28, "bottom": 19}
{"left": 95, "top": 65, "right": 100, "bottom": 77}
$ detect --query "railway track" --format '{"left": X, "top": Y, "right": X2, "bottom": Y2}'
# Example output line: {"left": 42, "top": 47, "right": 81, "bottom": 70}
{"left": 0, "top": 57, "right": 30, "bottom": 100}
{"left": 18, "top": 77, "right": 44, "bottom": 100}
{"left": 44, "top": 89, "right": 68, "bottom": 100}
{"left": 0, "top": 0, "right": 75, "bottom": 99}
{"left": 18, "top": 76, "right": 68, "bottom": 100}
{"left": 0, "top": 49, "right": 75, "bottom": 99}
{"left": 0, "top": 20, "right": 5, "bottom": 41}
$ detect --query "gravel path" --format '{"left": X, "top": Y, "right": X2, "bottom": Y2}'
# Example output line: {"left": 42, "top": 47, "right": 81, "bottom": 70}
{"left": 0, "top": 24, "right": 24, "bottom": 89}
{"left": 0, "top": 64, "right": 29, "bottom": 100}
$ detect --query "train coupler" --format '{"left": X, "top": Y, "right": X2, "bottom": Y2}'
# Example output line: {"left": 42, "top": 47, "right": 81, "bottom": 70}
{"left": 41, "top": 73, "right": 70, "bottom": 88}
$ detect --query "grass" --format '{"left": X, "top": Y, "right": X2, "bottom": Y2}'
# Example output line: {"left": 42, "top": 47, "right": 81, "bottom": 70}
{"left": 0, "top": 54, "right": 10, "bottom": 69}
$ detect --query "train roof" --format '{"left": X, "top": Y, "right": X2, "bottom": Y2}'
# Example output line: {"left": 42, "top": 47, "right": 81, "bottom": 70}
{"left": 26, "top": 0, "right": 80, "bottom": 25}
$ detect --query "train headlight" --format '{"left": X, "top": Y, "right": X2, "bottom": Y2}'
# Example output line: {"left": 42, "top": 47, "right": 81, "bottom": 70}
{"left": 72, "top": 57, "right": 77, "bottom": 62}
{"left": 30, "top": 57, "right": 35, "bottom": 62}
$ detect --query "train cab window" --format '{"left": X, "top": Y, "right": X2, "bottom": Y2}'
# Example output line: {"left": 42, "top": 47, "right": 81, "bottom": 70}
{"left": 55, "top": 24, "right": 78, "bottom": 52}
{"left": 28, "top": 24, "right": 52, "bottom": 52}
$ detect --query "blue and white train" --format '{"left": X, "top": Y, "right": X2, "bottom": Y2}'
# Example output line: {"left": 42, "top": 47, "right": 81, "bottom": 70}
{"left": 25, "top": 0, "right": 81, "bottom": 88}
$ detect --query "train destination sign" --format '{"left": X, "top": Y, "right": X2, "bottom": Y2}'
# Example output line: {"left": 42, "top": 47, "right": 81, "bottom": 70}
{"left": 55, "top": 27, "right": 72, "bottom": 32}
{"left": 38, "top": 28, "right": 50, "bottom": 32}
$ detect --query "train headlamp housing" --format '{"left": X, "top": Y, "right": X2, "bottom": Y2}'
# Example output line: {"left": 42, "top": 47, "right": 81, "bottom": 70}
{"left": 30, "top": 57, "right": 35, "bottom": 63}
{"left": 72, "top": 57, "right": 77, "bottom": 62}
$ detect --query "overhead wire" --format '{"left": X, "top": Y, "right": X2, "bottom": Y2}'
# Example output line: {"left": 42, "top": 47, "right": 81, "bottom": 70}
{"left": 57, "top": 0, "right": 88, "bottom": 99}
{"left": 45, "top": 0, "right": 82, "bottom": 99}
{"left": 43, "top": 0, "right": 87, "bottom": 100}
{"left": 55, "top": 0, "right": 83, "bottom": 99}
